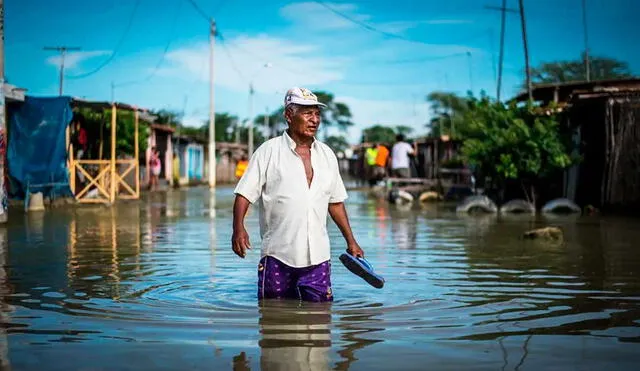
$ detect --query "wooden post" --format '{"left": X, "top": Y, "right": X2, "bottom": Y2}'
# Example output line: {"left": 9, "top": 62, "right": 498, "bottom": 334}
{"left": 134, "top": 109, "right": 139, "bottom": 198}
{"left": 66, "top": 124, "right": 76, "bottom": 194}
{"left": 110, "top": 104, "right": 116, "bottom": 203}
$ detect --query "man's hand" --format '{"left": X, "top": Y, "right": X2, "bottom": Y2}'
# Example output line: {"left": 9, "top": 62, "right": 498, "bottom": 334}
{"left": 329, "top": 202, "right": 364, "bottom": 259}
{"left": 347, "top": 241, "right": 364, "bottom": 258}
{"left": 232, "top": 226, "right": 251, "bottom": 258}
{"left": 232, "top": 195, "right": 252, "bottom": 259}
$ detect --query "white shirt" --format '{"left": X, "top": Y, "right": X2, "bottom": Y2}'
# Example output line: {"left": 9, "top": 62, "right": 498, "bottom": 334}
{"left": 391, "top": 142, "right": 414, "bottom": 169}
{"left": 233, "top": 131, "right": 348, "bottom": 268}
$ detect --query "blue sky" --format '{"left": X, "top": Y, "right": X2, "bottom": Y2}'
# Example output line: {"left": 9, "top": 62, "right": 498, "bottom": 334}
{"left": 5, "top": 0, "right": 639, "bottom": 142}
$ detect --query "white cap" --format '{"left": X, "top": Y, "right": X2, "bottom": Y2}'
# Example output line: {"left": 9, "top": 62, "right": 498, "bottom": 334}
{"left": 284, "top": 87, "right": 327, "bottom": 108}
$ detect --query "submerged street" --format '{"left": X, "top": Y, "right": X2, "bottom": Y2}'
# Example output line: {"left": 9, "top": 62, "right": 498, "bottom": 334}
{"left": 1, "top": 186, "right": 640, "bottom": 370}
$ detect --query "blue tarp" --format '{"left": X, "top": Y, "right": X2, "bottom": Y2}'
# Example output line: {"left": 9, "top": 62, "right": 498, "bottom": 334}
{"left": 8, "top": 96, "right": 73, "bottom": 199}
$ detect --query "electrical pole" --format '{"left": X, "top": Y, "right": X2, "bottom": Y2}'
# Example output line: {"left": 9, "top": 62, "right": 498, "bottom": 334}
{"left": 582, "top": 0, "right": 590, "bottom": 82}
{"left": 466, "top": 51, "right": 474, "bottom": 94}
{"left": 518, "top": 0, "right": 533, "bottom": 102}
{"left": 485, "top": 0, "right": 516, "bottom": 101}
{"left": 0, "top": 0, "right": 7, "bottom": 223}
{"left": 208, "top": 19, "right": 216, "bottom": 188}
{"left": 43, "top": 46, "right": 81, "bottom": 96}
{"left": 488, "top": 28, "right": 498, "bottom": 93}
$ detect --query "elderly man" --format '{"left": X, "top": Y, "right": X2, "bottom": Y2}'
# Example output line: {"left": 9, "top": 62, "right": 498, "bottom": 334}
{"left": 232, "top": 87, "right": 364, "bottom": 302}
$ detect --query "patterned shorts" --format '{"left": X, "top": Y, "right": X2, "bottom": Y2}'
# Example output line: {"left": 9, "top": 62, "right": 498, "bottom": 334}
{"left": 257, "top": 256, "right": 333, "bottom": 302}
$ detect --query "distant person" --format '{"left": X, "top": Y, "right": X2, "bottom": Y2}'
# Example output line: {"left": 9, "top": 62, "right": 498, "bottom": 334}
{"left": 373, "top": 143, "right": 389, "bottom": 181}
{"left": 390, "top": 134, "right": 414, "bottom": 178}
{"left": 172, "top": 153, "right": 180, "bottom": 188}
{"left": 365, "top": 143, "right": 378, "bottom": 186}
{"left": 232, "top": 86, "right": 364, "bottom": 302}
{"left": 149, "top": 147, "right": 161, "bottom": 191}
{"left": 235, "top": 154, "right": 249, "bottom": 180}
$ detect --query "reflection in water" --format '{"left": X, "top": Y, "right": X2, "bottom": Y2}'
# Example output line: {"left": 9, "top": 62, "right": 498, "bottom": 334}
{"left": 259, "top": 301, "right": 331, "bottom": 371}
{"left": 0, "top": 187, "right": 639, "bottom": 370}
{"left": 1, "top": 227, "right": 11, "bottom": 371}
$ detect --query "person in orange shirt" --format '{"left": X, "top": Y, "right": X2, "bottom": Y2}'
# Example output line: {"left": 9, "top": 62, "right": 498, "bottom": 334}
{"left": 235, "top": 154, "right": 249, "bottom": 180}
{"left": 372, "top": 143, "right": 390, "bottom": 182}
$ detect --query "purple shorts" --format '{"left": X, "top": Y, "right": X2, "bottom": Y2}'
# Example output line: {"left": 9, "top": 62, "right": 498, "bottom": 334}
{"left": 257, "top": 256, "right": 333, "bottom": 302}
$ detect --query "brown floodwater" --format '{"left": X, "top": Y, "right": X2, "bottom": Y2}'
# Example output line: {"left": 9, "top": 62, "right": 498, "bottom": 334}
{"left": 1, "top": 185, "right": 640, "bottom": 370}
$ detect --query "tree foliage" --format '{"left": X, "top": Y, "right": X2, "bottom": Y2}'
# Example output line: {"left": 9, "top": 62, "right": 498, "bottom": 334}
{"left": 529, "top": 54, "right": 633, "bottom": 85}
{"left": 75, "top": 107, "right": 150, "bottom": 159}
{"left": 254, "top": 109, "right": 286, "bottom": 139}
{"left": 460, "top": 95, "right": 576, "bottom": 203}
{"left": 361, "top": 125, "right": 396, "bottom": 144}
{"left": 314, "top": 91, "right": 355, "bottom": 137}
{"left": 425, "top": 91, "right": 470, "bottom": 138}
{"left": 325, "top": 135, "right": 350, "bottom": 154}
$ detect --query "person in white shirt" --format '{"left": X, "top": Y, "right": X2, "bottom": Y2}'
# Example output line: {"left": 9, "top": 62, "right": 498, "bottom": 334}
{"left": 390, "top": 134, "right": 415, "bottom": 178}
{"left": 232, "top": 87, "right": 365, "bottom": 302}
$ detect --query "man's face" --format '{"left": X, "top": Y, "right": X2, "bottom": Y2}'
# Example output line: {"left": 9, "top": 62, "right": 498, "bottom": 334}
{"left": 286, "top": 105, "right": 321, "bottom": 140}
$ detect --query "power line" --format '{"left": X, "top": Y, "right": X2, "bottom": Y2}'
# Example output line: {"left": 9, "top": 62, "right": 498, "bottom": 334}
{"left": 43, "top": 46, "right": 81, "bottom": 95}
{"left": 371, "top": 52, "right": 469, "bottom": 66}
{"left": 485, "top": 1, "right": 517, "bottom": 101}
{"left": 218, "top": 36, "right": 247, "bottom": 83}
{"left": 66, "top": 0, "right": 141, "bottom": 79}
{"left": 185, "top": 0, "right": 210, "bottom": 22}
{"left": 113, "top": 0, "right": 183, "bottom": 89}
{"left": 218, "top": 32, "right": 309, "bottom": 77}
{"left": 314, "top": 0, "right": 449, "bottom": 48}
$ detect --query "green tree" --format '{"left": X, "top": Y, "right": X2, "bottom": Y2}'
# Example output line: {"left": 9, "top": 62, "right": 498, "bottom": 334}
{"left": 76, "top": 107, "right": 149, "bottom": 159}
{"left": 361, "top": 125, "right": 396, "bottom": 144}
{"left": 529, "top": 54, "right": 633, "bottom": 85}
{"left": 314, "top": 91, "right": 355, "bottom": 137}
{"left": 325, "top": 135, "right": 350, "bottom": 154}
{"left": 460, "top": 95, "right": 575, "bottom": 205}
{"left": 254, "top": 109, "right": 285, "bottom": 139}
{"left": 425, "top": 91, "right": 470, "bottom": 138}
{"left": 395, "top": 125, "right": 414, "bottom": 137}
{"left": 152, "top": 109, "right": 183, "bottom": 126}
{"left": 174, "top": 112, "right": 241, "bottom": 143}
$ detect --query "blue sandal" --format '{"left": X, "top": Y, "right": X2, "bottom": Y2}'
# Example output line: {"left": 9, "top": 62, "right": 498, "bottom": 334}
{"left": 339, "top": 253, "right": 385, "bottom": 289}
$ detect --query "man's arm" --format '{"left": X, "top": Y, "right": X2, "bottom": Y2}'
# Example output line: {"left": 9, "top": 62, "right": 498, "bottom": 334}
{"left": 328, "top": 202, "right": 364, "bottom": 258}
{"left": 232, "top": 195, "right": 252, "bottom": 258}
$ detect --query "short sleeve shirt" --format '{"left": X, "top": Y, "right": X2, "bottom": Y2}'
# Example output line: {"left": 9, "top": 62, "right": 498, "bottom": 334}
{"left": 233, "top": 131, "right": 348, "bottom": 268}
{"left": 391, "top": 142, "right": 414, "bottom": 169}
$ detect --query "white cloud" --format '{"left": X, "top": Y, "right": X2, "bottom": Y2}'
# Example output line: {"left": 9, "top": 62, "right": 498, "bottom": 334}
{"left": 280, "top": 2, "right": 473, "bottom": 35}
{"left": 161, "top": 35, "right": 346, "bottom": 94}
{"left": 46, "top": 50, "right": 110, "bottom": 70}
{"left": 279, "top": 2, "right": 370, "bottom": 30}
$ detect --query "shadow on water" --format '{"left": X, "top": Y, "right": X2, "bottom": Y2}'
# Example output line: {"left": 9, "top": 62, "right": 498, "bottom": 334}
{"left": 0, "top": 187, "right": 640, "bottom": 369}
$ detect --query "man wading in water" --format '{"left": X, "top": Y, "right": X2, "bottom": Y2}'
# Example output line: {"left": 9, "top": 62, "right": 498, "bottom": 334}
{"left": 232, "top": 87, "right": 365, "bottom": 302}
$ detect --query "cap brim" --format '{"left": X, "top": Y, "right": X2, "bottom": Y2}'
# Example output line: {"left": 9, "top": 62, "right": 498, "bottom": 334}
{"left": 286, "top": 98, "right": 328, "bottom": 108}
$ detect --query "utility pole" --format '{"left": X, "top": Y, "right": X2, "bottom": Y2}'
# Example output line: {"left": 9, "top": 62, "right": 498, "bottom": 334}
{"left": 582, "top": 0, "right": 590, "bottom": 81}
{"left": 518, "top": 0, "right": 533, "bottom": 102}
{"left": 488, "top": 28, "right": 498, "bottom": 93}
{"left": 485, "top": 0, "right": 516, "bottom": 101}
{"left": 208, "top": 19, "right": 216, "bottom": 188}
{"left": 43, "top": 46, "right": 81, "bottom": 96}
{"left": 466, "top": 51, "right": 474, "bottom": 94}
{"left": 0, "top": 0, "right": 7, "bottom": 223}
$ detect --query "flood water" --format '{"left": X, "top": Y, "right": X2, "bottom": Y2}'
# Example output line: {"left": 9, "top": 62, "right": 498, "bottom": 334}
{"left": 1, "top": 185, "right": 640, "bottom": 370}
